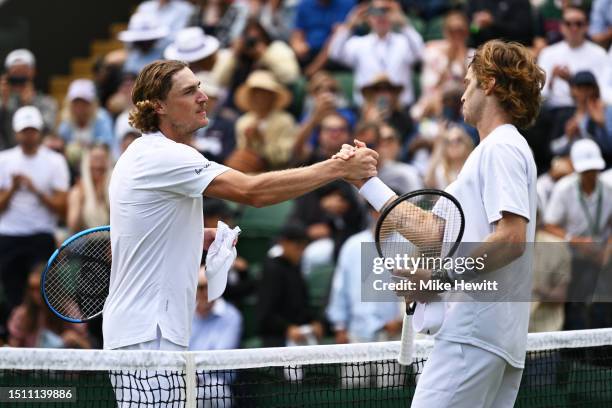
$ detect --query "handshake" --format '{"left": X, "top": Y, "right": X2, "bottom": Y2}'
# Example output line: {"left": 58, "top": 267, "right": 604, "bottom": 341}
{"left": 331, "top": 139, "right": 378, "bottom": 188}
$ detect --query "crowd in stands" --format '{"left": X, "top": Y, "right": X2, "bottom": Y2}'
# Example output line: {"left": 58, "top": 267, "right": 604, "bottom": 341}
{"left": 0, "top": 0, "right": 611, "bottom": 354}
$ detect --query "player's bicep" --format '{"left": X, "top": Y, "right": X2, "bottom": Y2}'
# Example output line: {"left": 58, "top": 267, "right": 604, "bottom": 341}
{"left": 204, "top": 169, "right": 255, "bottom": 205}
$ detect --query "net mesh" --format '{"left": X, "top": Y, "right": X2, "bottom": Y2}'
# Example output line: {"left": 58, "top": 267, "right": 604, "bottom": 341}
{"left": 43, "top": 229, "right": 111, "bottom": 321}
{"left": 1, "top": 329, "right": 611, "bottom": 407}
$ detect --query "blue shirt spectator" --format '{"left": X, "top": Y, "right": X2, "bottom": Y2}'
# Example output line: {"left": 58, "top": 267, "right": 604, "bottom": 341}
{"left": 189, "top": 298, "right": 242, "bottom": 350}
{"left": 589, "top": 0, "right": 612, "bottom": 48}
{"left": 327, "top": 228, "right": 402, "bottom": 342}
{"left": 294, "top": 0, "right": 355, "bottom": 53}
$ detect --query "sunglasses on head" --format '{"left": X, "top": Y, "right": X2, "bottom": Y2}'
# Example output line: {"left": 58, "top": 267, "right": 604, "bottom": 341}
{"left": 562, "top": 19, "right": 586, "bottom": 28}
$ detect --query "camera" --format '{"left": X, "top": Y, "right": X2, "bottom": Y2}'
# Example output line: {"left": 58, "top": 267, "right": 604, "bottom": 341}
{"left": 245, "top": 36, "right": 259, "bottom": 49}
{"left": 7, "top": 76, "right": 28, "bottom": 86}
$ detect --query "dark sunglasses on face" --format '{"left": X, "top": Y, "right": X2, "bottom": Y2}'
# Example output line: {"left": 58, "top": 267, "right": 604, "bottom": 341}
{"left": 562, "top": 19, "right": 586, "bottom": 28}
{"left": 369, "top": 7, "right": 390, "bottom": 16}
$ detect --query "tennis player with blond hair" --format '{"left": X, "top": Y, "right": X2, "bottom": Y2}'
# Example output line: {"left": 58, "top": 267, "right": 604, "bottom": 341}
{"left": 338, "top": 40, "right": 545, "bottom": 407}
{"left": 103, "top": 60, "right": 378, "bottom": 353}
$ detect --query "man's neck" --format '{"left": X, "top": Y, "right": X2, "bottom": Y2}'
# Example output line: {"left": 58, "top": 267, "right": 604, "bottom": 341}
{"left": 476, "top": 104, "right": 512, "bottom": 141}
{"left": 20, "top": 145, "right": 39, "bottom": 156}
{"left": 159, "top": 123, "right": 193, "bottom": 145}
{"left": 581, "top": 176, "right": 597, "bottom": 196}
{"left": 566, "top": 39, "right": 586, "bottom": 49}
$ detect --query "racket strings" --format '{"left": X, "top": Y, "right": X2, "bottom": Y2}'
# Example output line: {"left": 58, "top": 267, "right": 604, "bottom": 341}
{"left": 44, "top": 230, "right": 111, "bottom": 320}
{"left": 378, "top": 194, "right": 463, "bottom": 264}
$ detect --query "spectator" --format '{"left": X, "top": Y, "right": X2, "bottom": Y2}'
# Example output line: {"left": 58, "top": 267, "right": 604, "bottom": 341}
{"left": 327, "top": 206, "right": 402, "bottom": 344}
{"left": 424, "top": 125, "right": 474, "bottom": 190}
{"left": 538, "top": 5, "right": 608, "bottom": 142}
{"left": 300, "top": 71, "right": 351, "bottom": 120}
{"left": 467, "top": 0, "right": 537, "bottom": 47}
{"left": 136, "top": 0, "right": 195, "bottom": 39}
{"left": 544, "top": 139, "right": 612, "bottom": 330}
{"left": 214, "top": 18, "right": 300, "bottom": 110}
{"left": 376, "top": 123, "right": 423, "bottom": 193}
{"left": 164, "top": 26, "right": 221, "bottom": 75}
{"left": 193, "top": 0, "right": 251, "bottom": 47}
{"left": 552, "top": 71, "right": 612, "bottom": 165}
{"left": 536, "top": 155, "right": 573, "bottom": 213}
{"left": 188, "top": 0, "right": 232, "bottom": 35}
{"left": 228, "top": 70, "right": 296, "bottom": 171}
{"left": 588, "top": 0, "right": 612, "bottom": 49}
{"left": 67, "top": 144, "right": 112, "bottom": 233}
{"left": 529, "top": 209, "right": 571, "bottom": 333}
{"left": 190, "top": 266, "right": 242, "bottom": 350}
{"left": 0, "top": 106, "right": 69, "bottom": 320}
{"left": 113, "top": 110, "right": 142, "bottom": 157}
{"left": 259, "top": 0, "right": 298, "bottom": 43}
{"left": 0, "top": 49, "right": 58, "bottom": 149}
{"left": 328, "top": 0, "right": 424, "bottom": 108}
{"left": 412, "top": 10, "right": 473, "bottom": 121}
{"left": 6, "top": 265, "right": 92, "bottom": 348}
{"left": 256, "top": 224, "right": 324, "bottom": 347}
{"left": 57, "top": 79, "right": 114, "bottom": 166}
{"left": 359, "top": 74, "right": 414, "bottom": 141}
{"left": 118, "top": 11, "right": 170, "bottom": 75}
{"left": 292, "top": 111, "right": 352, "bottom": 166}
{"left": 192, "top": 71, "right": 236, "bottom": 163}
{"left": 290, "top": 0, "right": 355, "bottom": 75}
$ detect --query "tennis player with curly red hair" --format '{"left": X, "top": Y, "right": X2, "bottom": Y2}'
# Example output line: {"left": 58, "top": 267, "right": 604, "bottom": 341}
{"left": 338, "top": 40, "right": 546, "bottom": 407}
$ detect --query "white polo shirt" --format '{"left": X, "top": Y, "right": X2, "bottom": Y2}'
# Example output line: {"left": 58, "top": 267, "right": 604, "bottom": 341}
{"left": 0, "top": 146, "right": 69, "bottom": 236}
{"left": 103, "top": 132, "right": 229, "bottom": 349}
{"left": 544, "top": 173, "right": 612, "bottom": 238}
{"left": 438, "top": 124, "right": 537, "bottom": 369}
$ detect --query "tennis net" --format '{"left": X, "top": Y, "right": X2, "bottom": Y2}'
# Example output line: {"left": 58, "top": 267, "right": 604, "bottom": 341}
{"left": 1, "top": 328, "right": 611, "bottom": 407}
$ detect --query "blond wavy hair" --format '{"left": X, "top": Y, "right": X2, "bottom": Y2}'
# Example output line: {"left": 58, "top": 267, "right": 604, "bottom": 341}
{"left": 128, "top": 60, "right": 188, "bottom": 133}
{"left": 469, "top": 40, "right": 545, "bottom": 129}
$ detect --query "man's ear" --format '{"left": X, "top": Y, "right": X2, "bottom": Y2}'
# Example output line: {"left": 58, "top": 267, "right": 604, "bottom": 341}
{"left": 483, "top": 78, "right": 496, "bottom": 96}
{"left": 154, "top": 100, "right": 165, "bottom": 115}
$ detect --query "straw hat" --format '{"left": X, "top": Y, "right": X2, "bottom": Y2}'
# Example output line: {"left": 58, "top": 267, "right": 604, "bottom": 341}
{"left": 234, "top": 70, "right": 292, "bottom": 112}
{"left": 360, "top": 73, "right": 403, "bottom": 98}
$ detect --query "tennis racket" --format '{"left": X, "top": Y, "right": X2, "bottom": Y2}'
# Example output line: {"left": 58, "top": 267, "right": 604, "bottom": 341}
{"left": 41, "top": 225, "right": 111, "bottom": 323}
{"left": 375, "top": 189, "right": 465, "bottom": 365}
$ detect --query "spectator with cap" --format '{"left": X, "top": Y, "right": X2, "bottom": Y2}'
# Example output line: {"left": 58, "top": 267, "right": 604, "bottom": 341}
{"left": 544, "top": 139, "right": 612, "bottom": 330}
{"left": 553, "top": 71, "right": 612, "bottom": 165}
{"left": 0, "top": 49, "right": 57, "bottom": 149}
{"left": 57, "top": 79, "right": 114, "bottom": 166}
{"left": 66, "top": 144, "right": 112, "bottom": 233}
{"left": 290, "top": 0, "right": 355, "bottom": 75}
{"left": 328, "top": 0, "right": 424, "bottom": 108}
{"left": 588, "top": 0, "right": 612, "bottom": 49}
{"left": 227, "top": 70, "right": 296, "bottom": 172}
{"left": 0, "top": 106, "right": 70, "bottom": 323}
{"left": 164, "top": 26, "right": 222, "bottom": 76}
{"left": 256, "top": 223, "right": 324, "bottom": 347}
{"left": 538, "top": 5, "right": 608, "bottom": 143}
{"left": 192, "top": 71, "right": 236, "bottom": 163}
{"left": 136, "top": 0, "right": 195, "bottom": 40}
{"left": 118, "top": 11, "right": 170, "bottom": 75}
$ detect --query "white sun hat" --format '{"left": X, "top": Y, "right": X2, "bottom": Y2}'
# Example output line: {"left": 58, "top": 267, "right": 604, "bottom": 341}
{"left": 164, "top": 27, "right": 220, "bottom": 62}
{"left": 118, "top": 12, "right": 169, "bottom": 43}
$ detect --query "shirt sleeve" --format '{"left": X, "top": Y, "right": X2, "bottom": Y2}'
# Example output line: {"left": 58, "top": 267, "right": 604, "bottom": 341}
{"left": 480, "top": 142, "right": 531, "bottom": 224}
{"left": 543, "top": 181, "right": 568, "bottom": 227}
{"left": 149, "top": 144, "right": 229, "bottom": 198}
{"left": 589, "top": 0, "right": 608, "bottom": 36}
{"left": 51, "top": 154, "right": 70, "bottom": 192}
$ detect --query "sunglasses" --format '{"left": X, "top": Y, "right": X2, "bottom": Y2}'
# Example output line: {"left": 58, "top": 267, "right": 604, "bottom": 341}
{"left": 562, "top": 20, "right": 586, "bottom": 28}
{"left": 369, "top": 7, "right": 390, "bottom": 16}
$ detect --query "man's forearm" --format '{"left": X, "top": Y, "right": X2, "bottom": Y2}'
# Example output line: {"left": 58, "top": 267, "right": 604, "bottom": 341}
{"left": 37, "top": 191, "right": 67, "bottom": 218}
{"left": 249, "top": 159, "right": 345, "bottom": 207}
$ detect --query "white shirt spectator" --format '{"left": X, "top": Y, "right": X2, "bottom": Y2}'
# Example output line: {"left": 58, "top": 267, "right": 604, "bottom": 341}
{"left": 103, "top": 132, "right": 229, "bottom": 350}
{"left": 602, "top": 46, "right": 612, "bottom": 106}
{"left": 378, "top": 160, "right": 423, "bottom": 194}
{"left": 189, "top": 298, "right": 242, "bottom": 350}
{"left": 137, "top": 0, "right": 194, "bottom": 39}
{"left": 328, "top": 26, "right": 423, "bottom": 107}
{"left": 536, "top": 172, "right": 555, "bottom": 214}
{"left": 0, "top": 146, "right": 69, "bottom": 235}
{"left": 602, "top": 167, "right": 612, "bottom": 186}
{"left": 544, "top": 173, "right": 612, "bottom": 238}
{"left": 538, "top": 40, "right": 608, "bottom": 108}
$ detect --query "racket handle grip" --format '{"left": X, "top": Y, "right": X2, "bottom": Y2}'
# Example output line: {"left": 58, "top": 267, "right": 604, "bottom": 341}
{"left": 397, "top": 312, "right": 414, "bottom": 366}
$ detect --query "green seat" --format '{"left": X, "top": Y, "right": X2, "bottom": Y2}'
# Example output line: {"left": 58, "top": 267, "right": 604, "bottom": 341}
{"left": 307, "top": 263, "right": 336, "bottom": 317}
{"left": 332, "top": 72, "right": 355, "bottom": 106}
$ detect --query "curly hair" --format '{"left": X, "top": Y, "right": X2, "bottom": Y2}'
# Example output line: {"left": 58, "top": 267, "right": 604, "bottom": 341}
{"left": 469, "top": 40, "right": 546, "bottom": 129}
{"left": 128, "top": 60, "right": 188, "bottom": 133}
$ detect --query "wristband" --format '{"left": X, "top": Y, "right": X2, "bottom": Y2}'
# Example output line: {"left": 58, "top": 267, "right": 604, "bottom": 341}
{"left": 358, "top": 177, "right": 395, "bottom": 212}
